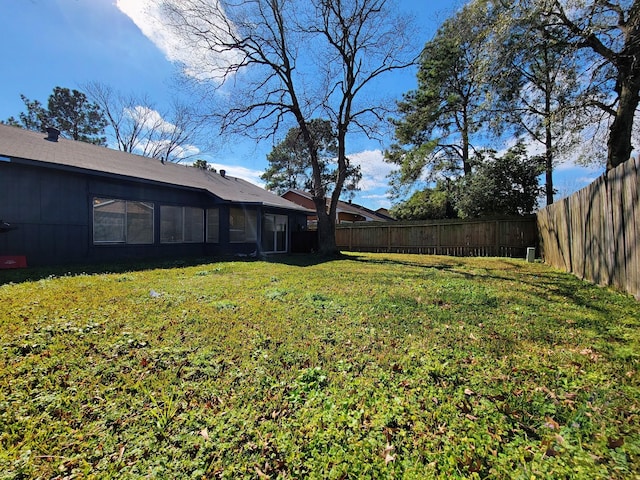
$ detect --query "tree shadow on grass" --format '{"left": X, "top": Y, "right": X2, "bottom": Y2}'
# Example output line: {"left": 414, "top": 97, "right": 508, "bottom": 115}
{"left": 343, "top": 252, "right": 640, "bottom": 353}
{"left": 346, "top": 252, "right": 635, "bottom": 312}
{"left": 0, "top": 252, "right": 341, "bottom": 285}
{"left": 0, "top": 256, "right": 226, "bottom": 286}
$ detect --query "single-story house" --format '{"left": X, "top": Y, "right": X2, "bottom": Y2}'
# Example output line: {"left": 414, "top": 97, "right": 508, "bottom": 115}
{"left": 282, "top": 189, "right": 395, "bottom": 228}
{"left": 0, "top": 124, "right": 312, "bottom": 266}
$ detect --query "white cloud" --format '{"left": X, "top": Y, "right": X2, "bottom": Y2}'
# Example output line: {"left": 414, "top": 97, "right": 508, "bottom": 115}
{"left": 133, "top": 138, "right": 200, "bottom": 160}
{"left": 116, "top": 0, "right": 241, "bottom": 81}
{"left": 576, "top": 175, "right": 599, "bottom": 185}
{"left": 349, "top": 149, "right": 393, "bottom": 191}
{"left": 209, "top": 163, "right": 266, "bottom": 187}
{"left": 359, "top": 193, "right": 392, "bottom": 210}
{"left": 172, "top": 143, "right": 201, "bottom": 159}
{"left": 555, "top": 159, "right": 603, "bottom": 173}
{"left": 125, "top": 105, "right": 176, "bottom": 133}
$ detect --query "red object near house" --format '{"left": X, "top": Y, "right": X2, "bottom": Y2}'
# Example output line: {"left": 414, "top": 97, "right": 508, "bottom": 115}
{"left": 0, "top": 256, "right": 27, "bottom": 269}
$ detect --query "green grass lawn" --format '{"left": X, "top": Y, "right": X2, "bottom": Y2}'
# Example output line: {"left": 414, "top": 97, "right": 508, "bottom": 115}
{"left": 1, "top": 252, "right": 639, "bottom": 479}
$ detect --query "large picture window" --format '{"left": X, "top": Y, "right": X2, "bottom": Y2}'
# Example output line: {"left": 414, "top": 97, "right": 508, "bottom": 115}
{"left": 93, "top": 198, "right": 154, "bottom": 244}
{"left": 206, "top": 208, "right": 220, "bottom": 243}
{"left": 229, "top": 207, "right": 257, "bottom": 243}
{"left": 160, "top": 206, "right": 204, "bottom": 243}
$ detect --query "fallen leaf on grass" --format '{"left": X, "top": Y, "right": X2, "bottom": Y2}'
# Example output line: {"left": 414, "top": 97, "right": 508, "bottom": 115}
{"left": 200, "top": 428, "right": 209, "bottom": 440}
{"left": 536, "top": 386, "right": 557, "bottom": 399}
{"left": 255, "top": 466, "right": 270, "bottom": 479}
{"left": 116, "top": 444, "right": 125, "bottom": 462}
{"left": 541, "top": 438, "right": 560, "bottom": 457}
{"left": 579, "top": 347, "right": 601, "bottom": 361}
{"left": 543, "top": 417, "right": 560, "bottom": 430}
{"left": 392, "top": 363, "right": 403, "bottom": 373}
{"left": 383, "top": 443, "right": 396, "bottom": 465}
{"left": 608, "top": 436, "right": 624, "bottom": 449}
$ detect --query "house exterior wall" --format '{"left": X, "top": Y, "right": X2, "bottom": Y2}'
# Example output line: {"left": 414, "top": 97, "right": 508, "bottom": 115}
{"left": 283, "top": 191, "right": 316, "bottom": 210}
{"left": 0, "top": 161, "right": 308, "bottom": 266}
{"left": 282, "top": 190, "right": 394, "bottom": 226}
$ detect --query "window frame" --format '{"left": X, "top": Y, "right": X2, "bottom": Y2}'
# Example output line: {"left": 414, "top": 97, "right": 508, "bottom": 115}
{"left": 206, "top": 208, "right": 220, "bottom": 244}
{"left": 92, "top": 197, "right": 154, "bottom": 245}
{"left": 160, "top": 205, "right": 205, "bottom": 244}
{"left": 229, "top": 207, "right": 258, "bottom": 243}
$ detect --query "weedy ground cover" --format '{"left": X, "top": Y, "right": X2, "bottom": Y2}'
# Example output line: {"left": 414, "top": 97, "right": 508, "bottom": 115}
{"left": 0, "top": 252, "right": 639, "bottom": 479}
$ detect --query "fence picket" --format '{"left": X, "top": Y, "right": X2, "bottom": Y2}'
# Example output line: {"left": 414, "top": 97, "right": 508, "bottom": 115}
{"left": 537, "top": 158, "right": 639, "bottom": 300}
{"left": 336, "top": 217, "right": 537, "bottom": 259}
{"left": 335, "top": 158, "right": 638, "bottom": 301}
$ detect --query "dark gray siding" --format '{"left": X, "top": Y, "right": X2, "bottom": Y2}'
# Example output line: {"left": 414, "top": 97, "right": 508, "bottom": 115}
{"left": 1, "top": 161, "right": 307, "bottom": 266}
{"left": 1, "top": 163, "right": 90, "bottom": 265}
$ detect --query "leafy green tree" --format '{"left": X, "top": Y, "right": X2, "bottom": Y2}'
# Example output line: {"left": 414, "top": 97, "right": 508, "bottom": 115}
{"left": 488, "top": 1, "right": 587, "bottom": 205}
{"left": 261, "top": 119, "right": 361, "bottom": 199}
{"left": 389, "top": 182, "right": 457, "bottom": 220}
{"left": 385, "top": 0, "right": 495, "bottom": 194}
{"left": 192, "top": 159, "right": 216, "bottom": 171}
{"left": 456, "top": 142, "right": 543, "bottom": 218}
{"left": 532, "top": 0, "right": 640, "bottom": 171}
{"left": 2, "top": 95, "right": 47, "bottom": 131}
{"left": 46, "top": 87, "right": 107, "bottom": 144}
{"left": 3, "top": 87, "right": 107, "bottom": 145}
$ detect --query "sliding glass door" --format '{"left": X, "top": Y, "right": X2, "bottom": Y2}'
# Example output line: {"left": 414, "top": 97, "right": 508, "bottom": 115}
{"left": 262, "top": 214, "right": 288, "bottom": 253}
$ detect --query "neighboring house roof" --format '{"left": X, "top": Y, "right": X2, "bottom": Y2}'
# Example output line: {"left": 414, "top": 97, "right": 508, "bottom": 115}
{"left": 0, "top": 124, "right": 310, "bottom": 212}
{"left": 376, "top": 207, "right": 394, "bottom": 219}
{"left": 282, "top": 189, "right": 395, "bottom": 222}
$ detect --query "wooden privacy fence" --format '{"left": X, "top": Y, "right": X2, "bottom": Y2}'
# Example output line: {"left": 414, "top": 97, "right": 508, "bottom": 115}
{"left": 336, "top": 216, "right": 538, "bottom": 258}
{"left": 537, "top": 156, "right": 639, "bottom": 300}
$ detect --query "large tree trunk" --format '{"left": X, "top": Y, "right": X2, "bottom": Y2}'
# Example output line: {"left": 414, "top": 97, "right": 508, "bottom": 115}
{"left": 607, "top": 74, "right": 639, "bottom": 170}
{"left": 461, "top": 104, "right": 472, "bottom": 176}
{"left": 545, "top": 89, "right": 554, "bottom": 205}
{"left": 313, "top": 197, "right": 338, "bottom": 256}
{"left": 545, "top": 148, "right": 554, "bottom": 206}
{"left": 313, "top": 144, "right": 346, "bottom": 257}
{"left": 297, "top": 115, "right": 340, "bottom": 256}
{"left": 607, "top": 1, "right": 640, "bottom": 170}
{"left": 317, "top": 211, "right": 337, "bottom": 255}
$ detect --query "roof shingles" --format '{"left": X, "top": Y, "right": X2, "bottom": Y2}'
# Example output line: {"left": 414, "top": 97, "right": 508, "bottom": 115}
{"left": 0, "top": 124, "right": 309, "bottom": 211}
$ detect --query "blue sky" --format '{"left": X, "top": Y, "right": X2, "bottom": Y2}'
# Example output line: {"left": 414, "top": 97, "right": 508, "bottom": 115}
{"left": 1, "top": 0, "right": 604, "bottom": 210}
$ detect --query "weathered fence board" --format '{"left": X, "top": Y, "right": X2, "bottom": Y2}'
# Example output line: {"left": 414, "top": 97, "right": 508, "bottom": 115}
{"left": 336, "top": 217, "right": 537, "bottom": 258}
{"left": 537, "top": 156, "right": 640, "bottom": 300}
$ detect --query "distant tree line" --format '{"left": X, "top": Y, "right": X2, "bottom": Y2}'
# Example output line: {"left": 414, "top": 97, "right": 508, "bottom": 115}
{"left": 386, "top": 0, "right": 639, "bottom": 219}
{"left": 4, "top": 0, "right": 637, "bottom": 240}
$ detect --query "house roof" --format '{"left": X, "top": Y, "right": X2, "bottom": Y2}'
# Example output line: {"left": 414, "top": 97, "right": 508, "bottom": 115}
{"left": 0, "top": 124, "right": 310, "bottom": 212}
{"left": 283, "top": 189, "right": 395, "bottom": 222}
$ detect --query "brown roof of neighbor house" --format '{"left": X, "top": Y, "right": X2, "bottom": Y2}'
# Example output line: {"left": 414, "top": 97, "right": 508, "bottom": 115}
{"left": 0, "top": 124, "right": 310, "bottom": 211}
{"left": 283, "top": 189, "right": 395, "bottom": 222}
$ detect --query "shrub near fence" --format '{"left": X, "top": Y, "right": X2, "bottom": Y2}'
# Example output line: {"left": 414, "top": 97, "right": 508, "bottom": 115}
{"left": 537, "top": 156, "right": 639, "bottom": 300}
{"left": 336, "top": 216, "right": 538, "bottom": 258}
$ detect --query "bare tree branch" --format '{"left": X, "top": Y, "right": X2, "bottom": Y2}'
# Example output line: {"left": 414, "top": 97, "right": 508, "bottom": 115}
{"left": 160, "top": 0, "right": 416, "bottom": 253}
